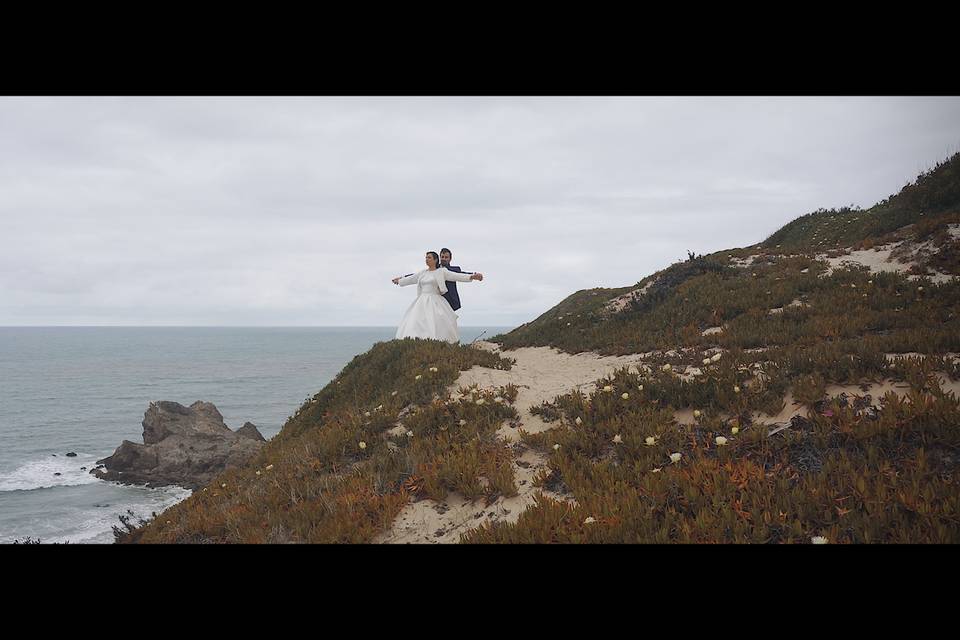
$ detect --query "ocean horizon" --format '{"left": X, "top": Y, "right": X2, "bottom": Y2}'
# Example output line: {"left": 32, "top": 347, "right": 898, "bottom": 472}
{"left": 0, "top": 325, "right": 512, "bottom": 543}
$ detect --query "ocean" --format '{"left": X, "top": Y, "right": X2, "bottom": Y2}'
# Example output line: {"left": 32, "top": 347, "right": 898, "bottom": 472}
{"left": 0, "top": 326, "right": 509, "bottom": 544}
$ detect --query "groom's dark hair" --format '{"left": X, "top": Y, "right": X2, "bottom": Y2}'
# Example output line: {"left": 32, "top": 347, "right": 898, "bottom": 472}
{"left": 440, "top": 248, "right": 452, "bottom": 258}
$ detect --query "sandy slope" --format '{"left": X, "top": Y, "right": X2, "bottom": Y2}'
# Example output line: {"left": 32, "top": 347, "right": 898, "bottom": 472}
{"left": 816, "top": 240, "right": 956, "bottom": 283}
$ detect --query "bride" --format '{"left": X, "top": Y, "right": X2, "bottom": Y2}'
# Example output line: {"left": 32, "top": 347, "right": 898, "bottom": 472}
{"left": 392, "top": 251, "right": 483, "bottom": 343}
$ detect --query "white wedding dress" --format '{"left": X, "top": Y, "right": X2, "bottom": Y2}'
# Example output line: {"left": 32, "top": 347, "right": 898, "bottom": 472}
{"left": 395, "top": 268, "right": 473, "bottom": 343}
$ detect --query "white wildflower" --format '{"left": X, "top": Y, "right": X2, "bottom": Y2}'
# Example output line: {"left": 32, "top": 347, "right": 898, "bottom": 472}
{"left": 731, "top": 426, "right": 739, "bottom": 435}
{"left": 359, "top": 441, "right": 367, "bottom": 450}
{"left": 693, "top": 410, "right": 701, "bottom": 419}
{"left": 406, "top": 430, "right": 414, "bottom": 438}
{"left": 584, "top": 517, "right": 596, "bottom": 524}
{"left": 575, "top": 417, "right": 582, "bottom": 426}
{"left": 733, "top": 386, "right": 741, "bottom": 394}
{"left": 603, "top": 385, "right": 613, "bottom": 392}
{"left": 669, "top": 452, "right": 682, "bottom": 464}
{"left": 712, "top": 353, "right": 722, "bottom": 362}
{"left": 715, "top": 436, "right": 728, "bottom": 446}
{"left": 613, "top": 434, "right": 623, "bottom": 444}
{"left": 415, "top": 374, "right": 422, "bottom": 380}
{"left": 265, "top": 464, "right": 274, "bottom": 471}
{"left": 645, "top": 436, "right": 657, "bottom": 446}
{"left": 621, "top": 392, "right": 629, "bottom": 400}
{"left": 459, "top": 419, "right": 467, "bottom": 426}
{"left": 811, "top": 536, "right": 829, "bottom": 544}
{"left": 553, "top": 443, "right": 561, "bottom": 451}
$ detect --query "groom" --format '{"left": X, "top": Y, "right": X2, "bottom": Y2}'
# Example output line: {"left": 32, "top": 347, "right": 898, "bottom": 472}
{"left": 401, "top": 248, "right": 482, "bottom": 312}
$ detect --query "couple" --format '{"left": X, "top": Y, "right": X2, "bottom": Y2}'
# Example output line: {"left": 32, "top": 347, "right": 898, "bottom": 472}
{"left": 392, "top": 247, "right": 484, "bottom": 344}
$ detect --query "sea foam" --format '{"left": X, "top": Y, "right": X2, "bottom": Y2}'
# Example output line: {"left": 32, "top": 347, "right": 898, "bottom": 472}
{"left": 0, "top": 453, "right": 103, "bottom": 492}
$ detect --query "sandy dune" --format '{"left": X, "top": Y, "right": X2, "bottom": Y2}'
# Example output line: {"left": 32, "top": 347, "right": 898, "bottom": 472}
{"left": 817, "top": 243, "right": 910, "bottom": 277}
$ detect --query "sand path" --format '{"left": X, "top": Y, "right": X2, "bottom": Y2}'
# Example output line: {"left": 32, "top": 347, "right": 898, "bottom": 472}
{"left": 373, "top": 341, "right": 649, "bottom": 544}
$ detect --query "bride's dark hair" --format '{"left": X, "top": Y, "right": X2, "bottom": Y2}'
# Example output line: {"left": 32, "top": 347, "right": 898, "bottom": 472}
{"left": 426, "top": 251, "right": 440, "bottom": 268}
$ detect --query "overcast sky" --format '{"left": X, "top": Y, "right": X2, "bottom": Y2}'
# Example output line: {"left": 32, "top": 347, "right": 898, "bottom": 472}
{"left": 1, "top": 96, "right": 958, "bottom": 327}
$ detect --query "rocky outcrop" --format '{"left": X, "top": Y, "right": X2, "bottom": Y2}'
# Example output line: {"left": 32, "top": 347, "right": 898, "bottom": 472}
{"left": 91, "top": 401, "right": 267, "bottom": 490}
{"left": 236, "top": 421, "right": 267, "bottom": 442}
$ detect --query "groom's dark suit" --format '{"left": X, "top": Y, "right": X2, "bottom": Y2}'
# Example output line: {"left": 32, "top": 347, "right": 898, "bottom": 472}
{"left": 402, "top": 264, "right": 474, "bottom": 311}
{"left": 441, "top": 264, "right": 472, "bottom": 312}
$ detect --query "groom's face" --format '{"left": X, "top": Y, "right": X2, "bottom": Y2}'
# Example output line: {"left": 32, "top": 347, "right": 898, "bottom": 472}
{"left": 440, "top": 251, "right": 451, "bottom": 266}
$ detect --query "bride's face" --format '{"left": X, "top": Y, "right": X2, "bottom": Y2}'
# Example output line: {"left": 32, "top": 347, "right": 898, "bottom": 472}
{"left": 425, "top": 253, "right": 436, "bottom": 268}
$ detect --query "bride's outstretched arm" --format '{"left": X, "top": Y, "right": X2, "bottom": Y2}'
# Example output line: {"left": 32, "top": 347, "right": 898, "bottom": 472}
{"left": 394, "top": 273, "right": 419, "bottom": 286}
{"left": 443, "top": 269, "right": 482, "bottom": 283}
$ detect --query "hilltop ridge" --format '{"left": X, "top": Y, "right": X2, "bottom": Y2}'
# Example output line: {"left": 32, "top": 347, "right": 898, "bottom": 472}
{"left": 495, "top": 152, "right": 960, "bottom": 356}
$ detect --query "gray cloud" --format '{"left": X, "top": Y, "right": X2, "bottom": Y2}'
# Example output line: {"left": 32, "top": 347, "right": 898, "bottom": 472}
{"left": 1, "top": 97, "right": 959, "bottom": 326}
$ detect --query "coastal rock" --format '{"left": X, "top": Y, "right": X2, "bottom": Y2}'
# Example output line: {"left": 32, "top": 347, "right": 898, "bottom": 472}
{"left": 142, "top": 400, "right": 232, "bottom": 445}
{"left": 236, "top": 422, "right": 266, "bottom": 442}
{"left": 65, "top": 452, "right": 77, "bottom": 457}
{"left": 91, "top": 400, "right": 266, "bottom": 490}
